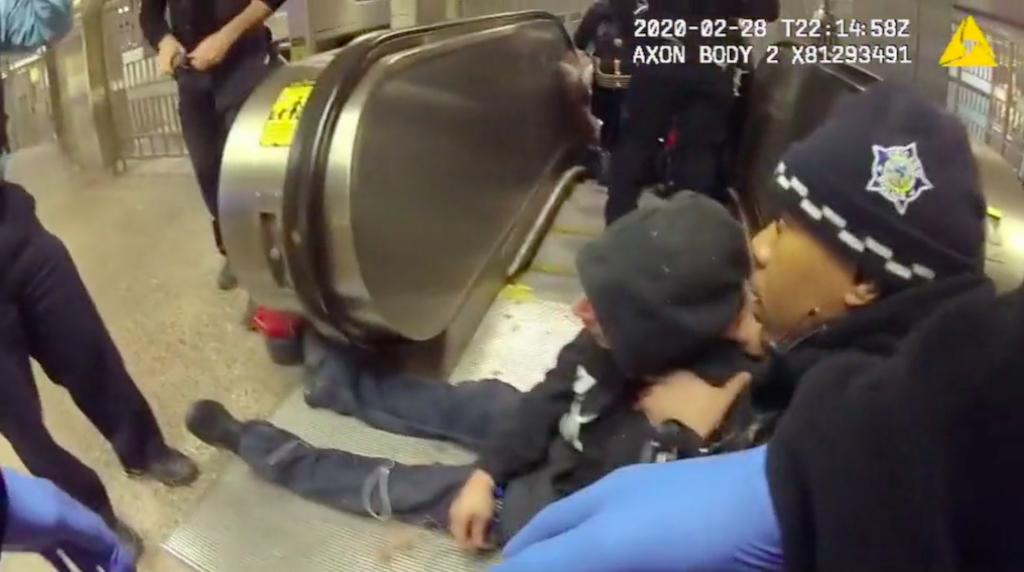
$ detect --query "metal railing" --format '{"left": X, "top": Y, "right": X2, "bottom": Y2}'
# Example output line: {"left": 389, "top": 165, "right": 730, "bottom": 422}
{"left": 946, "top": 10, "right": 1024, "bottom": 180}
{"left": 101, "top": 0, "right": 185, "bottom": 160}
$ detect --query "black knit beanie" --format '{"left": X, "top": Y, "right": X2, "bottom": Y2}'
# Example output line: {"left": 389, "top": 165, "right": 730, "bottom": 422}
{"left": 576, "top": 191, "right": 750, "bottom": 378}
{"left": 775, "top": 82, "right": 987, "bottom": 290}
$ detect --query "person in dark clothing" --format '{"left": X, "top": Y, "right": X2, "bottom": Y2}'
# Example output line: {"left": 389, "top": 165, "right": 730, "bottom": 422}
{"left": 494, "top": 287, "right": 1024, "bottom": 572}
{"left": 493, "top": 83, "right": 996, "bottom": 572}
{"left": 185, "top": 191, "right": 763, "bottom": 550}
{"left": 573, "top": 0, "right": 629, "bottom": 151}
{"left": 139, "top": 0, "right": 285, "bottom": 289}
{"left": 0, "top": 0, "right": 198, "bottom": 561}
{"left": 604, "top": 0, "right": 781, "bottom": 224}
{"left": 0, "top": 183, "right": 199, "bottom": 559}
{"left": 0, "top": 466, "right": 135, "bottom": 571}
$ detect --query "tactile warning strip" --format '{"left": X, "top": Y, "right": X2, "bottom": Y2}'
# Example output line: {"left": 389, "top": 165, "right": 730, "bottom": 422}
{"left": 163, "top": 293, "right": 582, "bottom": 571}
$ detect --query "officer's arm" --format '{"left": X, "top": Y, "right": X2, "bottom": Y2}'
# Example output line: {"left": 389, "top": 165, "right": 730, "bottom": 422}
{"left": 138, "top": 0, "right": 170, "bottom": 50}
{"left": 0, "top": 0, "right": 73, "bottom": 51}
{"left": 216, "top": 0, "right": 283, "bottom": 45}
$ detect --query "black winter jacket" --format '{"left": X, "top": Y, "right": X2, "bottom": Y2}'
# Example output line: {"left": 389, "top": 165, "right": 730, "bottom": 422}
{"left": 767, "top": 280, "right": 1023, "bottom": 571}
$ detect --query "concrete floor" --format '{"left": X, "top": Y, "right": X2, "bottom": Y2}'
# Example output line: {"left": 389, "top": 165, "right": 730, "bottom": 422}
{"left": 0, "top": 145, "right": 299, "bottom": 571}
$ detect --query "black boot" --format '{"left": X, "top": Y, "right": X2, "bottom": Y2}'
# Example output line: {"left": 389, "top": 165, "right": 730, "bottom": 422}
{"left": 186, "top": 400, "right": 244, "bottom": 453}
{"left": 217, "top": 258, "right": 238, "bottom": 290}
{"left": 126, "top": 445, "right": 199, "bottom": 487}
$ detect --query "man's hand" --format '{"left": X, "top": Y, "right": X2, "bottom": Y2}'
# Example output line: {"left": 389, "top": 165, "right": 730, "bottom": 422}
{"left": 157, "top": 35, "right": 184, "bottom": 76}
{"left": 637, "top": 371, "right": 751, "bottom": 438}
{"left": 188, "top": 30, "right": 235, "bottom": 71}
{"left": 449, "top": 469, "right": 497, "bottom": 551}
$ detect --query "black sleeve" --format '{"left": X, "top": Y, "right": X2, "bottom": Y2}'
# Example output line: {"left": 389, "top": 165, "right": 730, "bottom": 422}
{"left": 138, "top": 0, "right": 170, "bottom": 49}
{"left": 476, "top": 338, "right": 587, "bottom": 484}
{"left": 766, "top": 286, "right": 1024, "bottom": 572}
{"left": 573, "top": 3, "right": 610, "bottom": 50}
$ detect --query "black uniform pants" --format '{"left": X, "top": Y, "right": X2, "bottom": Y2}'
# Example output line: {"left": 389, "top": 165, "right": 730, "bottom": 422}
{"left": 176, "top": 41, "right": 277, "bottom": 253}
{"left": 605, "top": 64, "right": 735, "bottom": 225}
{"left": 177, "top": 73, "right": 249, "bottom": 254}
{"left": 592, "top": 86, "right": 624, "bottom": 150}
{"left": 0, "top": 206, "right": 167, "bottom": 519}
{"left": 235, "top": 338, "right": 527, "bottom": 542}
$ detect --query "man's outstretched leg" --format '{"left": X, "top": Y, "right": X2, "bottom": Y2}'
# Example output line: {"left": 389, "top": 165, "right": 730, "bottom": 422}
{"left": 9, "top": 204, "right": 198, "bottom": 487}
{"left": 187, "top": 400, "right": 474, "bottom": 530}
{"left": 302, "top": 335, "right": 524, "bottom": 453}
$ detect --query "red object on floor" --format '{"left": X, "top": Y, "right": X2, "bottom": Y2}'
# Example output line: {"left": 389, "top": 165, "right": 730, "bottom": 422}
{"left": 665, "top": 128, "right": 679, "bottom": 150}
{"left": 251, "top": 307, "right": 303, "bottom": 339}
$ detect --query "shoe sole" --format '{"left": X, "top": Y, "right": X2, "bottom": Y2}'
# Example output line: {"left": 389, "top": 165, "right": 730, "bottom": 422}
{"left": 125, "top": 468, "right": 199, "bottom": 488}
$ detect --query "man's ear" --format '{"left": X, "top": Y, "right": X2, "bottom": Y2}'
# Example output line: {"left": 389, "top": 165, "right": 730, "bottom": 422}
{"left": 844, "top": 281, "right": 881, "bottom": 308}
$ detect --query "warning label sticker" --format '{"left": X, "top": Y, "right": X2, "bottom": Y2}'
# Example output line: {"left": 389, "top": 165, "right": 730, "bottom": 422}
{"left": 260, "top": 81, "right": 316, "bottom": 147}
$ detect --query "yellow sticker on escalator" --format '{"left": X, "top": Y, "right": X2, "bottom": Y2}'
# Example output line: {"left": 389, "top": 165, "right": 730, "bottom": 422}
{"left": 260, "top": 80, "right": 316, "bottom": 147}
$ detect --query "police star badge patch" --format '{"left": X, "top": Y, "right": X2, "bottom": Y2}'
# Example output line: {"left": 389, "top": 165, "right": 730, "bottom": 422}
{"left": 866, "top": 142, "right": 934, "bottom": 215}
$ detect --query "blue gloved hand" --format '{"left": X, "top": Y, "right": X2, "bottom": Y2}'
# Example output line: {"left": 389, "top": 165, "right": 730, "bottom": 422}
{"left": 2, "top": 468, "right": 135, "bottom": 572}
{"left": 492, "top": 445, "right": 782, "bottom": 572}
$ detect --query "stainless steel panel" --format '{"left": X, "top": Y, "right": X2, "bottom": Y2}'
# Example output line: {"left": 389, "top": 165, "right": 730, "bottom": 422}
{"left": 320, "top": 17, "right": 580, "bottom": 339}
{"left": 101, "top": 0, "right": 186, "bottom": 160}
{"left": 220, "top": 50, "right": 343, "bottom": 313}
{"left": 286, "top": 0, "right": 391, "bottom": 56}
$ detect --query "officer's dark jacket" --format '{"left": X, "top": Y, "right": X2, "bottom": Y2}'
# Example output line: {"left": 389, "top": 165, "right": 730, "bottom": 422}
{"left": 0, "top": 183, "right": 40, "bottom": 288}
{"left": 767, "top": 278, "right": 1023, "bottom": 571}
{"left": 753, "top": 275, "right": 993, "bottom": 414}
{"left": 139, "top": 0, "right": 285, "bottom": 51}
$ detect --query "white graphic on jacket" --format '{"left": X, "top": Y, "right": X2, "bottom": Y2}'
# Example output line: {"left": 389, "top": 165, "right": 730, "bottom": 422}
{"left": 558, "top": 366, "right": 600, "bottom": 452}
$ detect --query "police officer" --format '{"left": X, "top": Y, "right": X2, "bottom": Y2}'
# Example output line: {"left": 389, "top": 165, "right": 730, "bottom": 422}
{"left": 604, "top": 0, "right": 780, "bottom": 225}
{"left": 140, "top": 0, "right": 286, "bottom": 289}
{"left": 573, "top": 0, "right": 629, "bottom": 152}
{"left": 0, "top": 0, "right": 198, "bottom": 561}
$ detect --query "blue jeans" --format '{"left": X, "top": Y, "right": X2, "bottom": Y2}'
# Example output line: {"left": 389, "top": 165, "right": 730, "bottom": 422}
{"left": 235, "top": 336, "right": 526, "bottom": 536}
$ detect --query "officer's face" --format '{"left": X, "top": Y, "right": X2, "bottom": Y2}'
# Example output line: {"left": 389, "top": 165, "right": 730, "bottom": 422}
{"left": 749, "top": 216, "right": 875, "bottom": 345}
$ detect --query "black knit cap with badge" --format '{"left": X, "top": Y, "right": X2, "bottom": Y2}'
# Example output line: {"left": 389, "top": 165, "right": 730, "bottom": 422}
{"left": 773, "top": 82, "right": 987, "bottom": 291}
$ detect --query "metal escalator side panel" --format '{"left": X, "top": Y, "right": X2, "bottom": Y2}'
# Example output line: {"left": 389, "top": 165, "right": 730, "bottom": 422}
{"left": 219, "top": 50, "right": 343, "bottom": 315}
{"left": 321, "top": 19, "right": 580, "bottom": 340}
{"left": 279, "top": 12, "right": 575, "bottom": 342}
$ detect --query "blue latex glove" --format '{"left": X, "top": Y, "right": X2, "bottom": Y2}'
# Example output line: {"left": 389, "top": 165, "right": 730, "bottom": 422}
{"left": 3, "top": 468, "right": 135, "bottom": 572}
{"left": 0, "top": 0, "right": 73, "bottom": 51}
{"left": 493, "top": 445, "right": 783, "bottom": 572}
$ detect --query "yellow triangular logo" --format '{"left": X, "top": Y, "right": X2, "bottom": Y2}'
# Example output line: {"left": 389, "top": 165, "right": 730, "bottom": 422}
{"left": 940, "top": 16, "right": 998, "bottom": 67}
